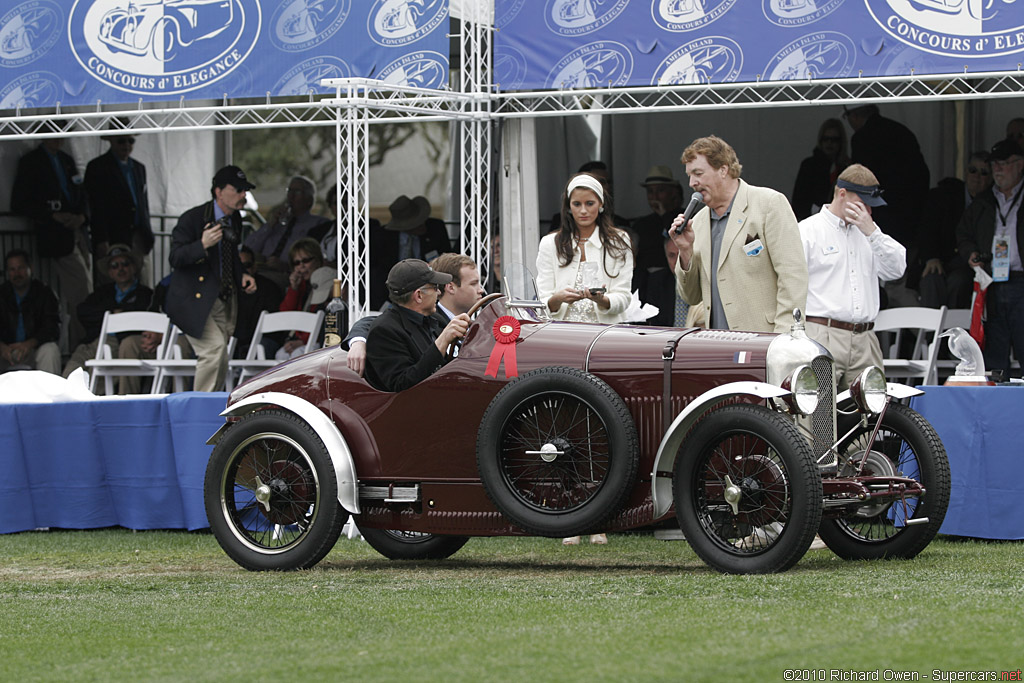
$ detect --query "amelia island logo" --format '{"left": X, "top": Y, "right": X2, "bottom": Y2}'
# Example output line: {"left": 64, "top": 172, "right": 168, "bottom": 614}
{"left": 543, "top": 0, "right": 630, "bottom": 37}
{"left": 764, "top": 31, "right": 857, "bottom": 80}
{"left": 547, "top": 41, "right": 634, "bottom": 89}
{"left": 651, "top": 37, "right": 742, "bottom": 85}
{"left": 378, "top": 50, "right": 448, "bottom": 89}
{"left": 865, "top": 0, "right": 1024, "bottom": 58}
{"left": 269, "top": 0, "right": 351, "bottom": 53}
{"left": 0, "top": 1, "right": 64, "bottom": 68}
{"left": 367, "top": 0, "right": 447, "bottom": 47}
{"left": 69, "top": 0, "right": 261, "bottom": 95}
{"left": 273, "top": 55, "right": 350, "bottom": 96}
{"left": 0, "top": 70, "right": 62, "bottom": 109}
{"left": 651, "top": 0, "right": 738, "bottom": 32}
{"left": 762, "top": 0, "right": 846, "bottom": 27}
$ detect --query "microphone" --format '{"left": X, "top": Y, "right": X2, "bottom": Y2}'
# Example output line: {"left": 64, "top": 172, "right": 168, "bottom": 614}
{"left": 673, "top": 193, "right": 705, "bottom": 235}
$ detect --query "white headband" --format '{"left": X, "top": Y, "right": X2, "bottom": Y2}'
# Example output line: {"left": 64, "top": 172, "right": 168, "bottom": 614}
{"left": 566, "top": 174, "right": 604, "bottom": 202}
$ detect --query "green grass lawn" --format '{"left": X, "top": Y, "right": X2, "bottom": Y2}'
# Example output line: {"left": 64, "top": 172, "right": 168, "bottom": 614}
{"left": 1, "top": 530, "right": 1021, "bottom": 682}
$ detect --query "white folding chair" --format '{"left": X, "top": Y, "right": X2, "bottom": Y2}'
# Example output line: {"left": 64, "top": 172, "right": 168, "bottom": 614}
{"left": 84, "top": 311, "right": 171, "bottom": 394}
{"left": 873, "top": 306, "right": 947, "bottom": 386}
{"left": 152, "top": 327, "right": 236, "bottom": 393}
{"left": 935, "top": 308, "right": 972, "bottom": 383}
{"left": 226, "top": 310, "right": 325, "bottom": 390}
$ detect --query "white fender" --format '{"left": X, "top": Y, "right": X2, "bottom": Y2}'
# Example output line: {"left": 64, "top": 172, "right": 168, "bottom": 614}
{"left": 650, "top": 382, "right": 791, "bottom": 519}
{"left": 836, "top": 382, "right": 925, "bottom": 405}
{"left": 208, "top": 392, "right": 360, "bottom": 515}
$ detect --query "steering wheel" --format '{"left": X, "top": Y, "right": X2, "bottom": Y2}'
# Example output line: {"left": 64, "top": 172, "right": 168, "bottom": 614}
{"left": 445, "top": 292, "right": 505, "bottom": 360}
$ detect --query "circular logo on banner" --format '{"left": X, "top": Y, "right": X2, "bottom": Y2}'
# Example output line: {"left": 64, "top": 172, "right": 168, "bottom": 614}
{"left": 367, "top": 0, "right": 447, "bottom": 47}
{"left": 547, "top": 41, "right": 634, "bottom": 89}
{"left": 0, "top": 1, "right": 63, "bottom": 67}
{"left": 69, "top": 0, "right": 261, "bottom": 96}
{"left": 494, "top": 45, "right": 528, "bottom": 91}
{"left": 865, "top": 0, "right": 1024, "bottom": 58}
{"left": 0, "top": 70, "right": 61, "bottom": 109}
{"left": 270, "top": 0, "right": 350, "bottom": 52}
{"left": 651, "top": 36, "right": 742, "bottom": 85}
{"left": 544, "top": 0, "right": 630, "bottom": 37}
{"left": 764, "top": 31, "right": 856, "bottom": 80}
{"left": 273, "top": 55, "right": 350, "bottom": 96}
{"left": 651, "top": 0, "right": 738, "bottom": 32}
{"left": 762, "top": 0, "right": 845, "bottom": 27}
{"left": 496, "top": 0, "right": 528, "bottom": 29}
{"left": 378, "top": 50, "right": 448, "bottom": 89}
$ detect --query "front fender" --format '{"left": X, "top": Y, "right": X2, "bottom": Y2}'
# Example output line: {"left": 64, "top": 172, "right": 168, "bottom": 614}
{"left": 650, "top": 382, "right": 791, "bottom": 519}
{"left": 207, "top": 392, "right": 360, "bottom": 515}
{"left": 836, "top": 382, "right": 925, "bottom": 409}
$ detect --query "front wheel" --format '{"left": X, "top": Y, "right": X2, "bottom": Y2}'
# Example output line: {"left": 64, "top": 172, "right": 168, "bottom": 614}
{"left": 819, "top": 403, "right": 950, "bottom": 560}
{"left": 204, "top": 410, "right": 348, "bottom": 571}
{"left": 673, "top": 404, "right": 823, "bottom": 574}
{"left": 359, "top": 527, "right": 469, "bottom": 560}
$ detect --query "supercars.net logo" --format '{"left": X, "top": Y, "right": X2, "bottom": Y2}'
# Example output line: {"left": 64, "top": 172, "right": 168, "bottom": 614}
{"left": 865, "top": 0, "right": 1024, "bottom": 57}
{"left": 69, "top": 0, "right": 262, "bottom": 95}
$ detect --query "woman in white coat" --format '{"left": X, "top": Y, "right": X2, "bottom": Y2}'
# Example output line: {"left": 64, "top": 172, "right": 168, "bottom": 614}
{"left": 536, "top": 172, "right": 634, "bottom": 546}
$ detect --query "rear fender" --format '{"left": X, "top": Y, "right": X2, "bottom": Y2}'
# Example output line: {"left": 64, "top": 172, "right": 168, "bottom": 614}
{"left": 651, "top": 382, "right": 791, "bottom": 519}
{"left": 207, "top": 392, "right": 360, "bottom": 515}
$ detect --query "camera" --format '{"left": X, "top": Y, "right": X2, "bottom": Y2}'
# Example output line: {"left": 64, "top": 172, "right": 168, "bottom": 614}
{"left": 211, "top": 216, "right": 239, "bottom": 243}
{"left": 977, "top": 252, "right": 993, "bottom": 265}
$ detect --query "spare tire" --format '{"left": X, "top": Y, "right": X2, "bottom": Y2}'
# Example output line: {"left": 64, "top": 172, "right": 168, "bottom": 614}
{"left": 475, "top": 366, "right": 639, "bottom": 537}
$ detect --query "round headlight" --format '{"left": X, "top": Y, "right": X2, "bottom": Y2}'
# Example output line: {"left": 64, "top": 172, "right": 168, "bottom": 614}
{"left": 781, "top": 364, "right": 819, "bottom": 416}
{"left": 851, "top": 366, "right": 887, "bottom": 414}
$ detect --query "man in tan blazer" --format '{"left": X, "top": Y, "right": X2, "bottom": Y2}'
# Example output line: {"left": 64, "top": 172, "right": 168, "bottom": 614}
{"left": 671, "top": 136, "right": 808, "bottom": 333}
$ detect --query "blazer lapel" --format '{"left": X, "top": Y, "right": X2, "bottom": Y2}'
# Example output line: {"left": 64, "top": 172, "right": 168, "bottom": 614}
{"left": 719, "top": 179, "right": 750, "bottom": 270}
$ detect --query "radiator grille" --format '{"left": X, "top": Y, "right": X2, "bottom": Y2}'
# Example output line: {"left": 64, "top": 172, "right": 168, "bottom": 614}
{"left": 810, "top": 355, "right": 836, "bottom": 468}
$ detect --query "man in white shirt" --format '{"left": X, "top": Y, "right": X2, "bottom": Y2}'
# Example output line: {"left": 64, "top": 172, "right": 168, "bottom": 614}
{"left": 799, "top": 164, "right": 906, "bottom": 390}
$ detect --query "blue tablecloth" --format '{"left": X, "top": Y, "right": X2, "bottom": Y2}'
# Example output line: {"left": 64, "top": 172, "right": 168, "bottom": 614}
{"left": 0, "top": 393, "right": 227, "bottom": 534}
{"left": 911, "top": 386, "right": 1024, "bottom": 540}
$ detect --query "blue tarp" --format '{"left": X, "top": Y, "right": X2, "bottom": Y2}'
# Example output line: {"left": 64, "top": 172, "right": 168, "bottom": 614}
{"left": 0, "top": 0, "right": 449, "bottom": 110}
{"left": 495, "top": 0, "right": 1024, "bottom": 91}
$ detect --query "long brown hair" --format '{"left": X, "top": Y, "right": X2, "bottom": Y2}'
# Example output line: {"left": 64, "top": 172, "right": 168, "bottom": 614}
{"left": 555, "top": 173, "right": 630, "bottom": 278}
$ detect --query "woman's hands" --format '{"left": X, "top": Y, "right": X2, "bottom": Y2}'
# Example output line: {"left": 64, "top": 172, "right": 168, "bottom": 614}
{"left": 547, "top": 286, "right": 610, "bottom": 312}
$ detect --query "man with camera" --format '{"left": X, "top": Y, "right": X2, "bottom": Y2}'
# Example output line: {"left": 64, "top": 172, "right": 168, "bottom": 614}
{"left": 166, "top": 165, "right": 257, "bottom": 391}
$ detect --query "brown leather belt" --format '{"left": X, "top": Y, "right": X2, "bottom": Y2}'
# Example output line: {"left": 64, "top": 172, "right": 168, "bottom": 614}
{"left": 805, "top": 316, "right": 874, "bottom": 333}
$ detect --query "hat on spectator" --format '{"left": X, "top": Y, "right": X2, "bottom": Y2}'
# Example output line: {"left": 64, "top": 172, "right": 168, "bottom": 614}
{"left": 385, "top": 195, "right": 431, "bottom": 232}
{"left": 308, "top": 267, "right": 335, "bottom": 306}
{"left": 386, "top": 258, "right": 452, "bottom": 296}
{"left": 101, "top": 243, "right": 141, "bottom": 271}
{"left": 100, "top": 117, "right": 135, "bottom": 142}
{"left": 212, "top": 165, "right": 256, "bottom": 191}
{"left": 989, "top": 138, "right": 1021, "bottom": 162}
{"left": 640, "top": 165, "right": 680, "bottom": 187}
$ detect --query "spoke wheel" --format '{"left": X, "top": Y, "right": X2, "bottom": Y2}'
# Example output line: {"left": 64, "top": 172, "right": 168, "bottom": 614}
{"left": 205, "top": 410, "right": 347, "bottom": 571}
{"left": 359, "top": 527, "right": 469, "bottom": 560}
{"left": 819, "top": 403, "right": 950, "bottom": 560}
{"left": 674, "top": 405, "right": 822, "bottom": 574}
{"left": 477, "top": 366, "right": 638, "bottom": 537}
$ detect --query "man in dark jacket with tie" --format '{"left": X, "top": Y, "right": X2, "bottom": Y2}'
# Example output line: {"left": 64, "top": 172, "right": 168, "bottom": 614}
{"left": 165, "top": 165, "right": 257, "bottom": 391}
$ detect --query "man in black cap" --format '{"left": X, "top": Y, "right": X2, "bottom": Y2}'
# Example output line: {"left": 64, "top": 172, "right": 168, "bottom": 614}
{"left": 957, "top": 139, "right": 1024, "bottom": 377}
{"left": 799, "top": 163, "right": 906, "bottom": 390}
{"left": 364, "top": 258, "right": 469, "bottom": 392}
{"left": 165, "top": 165, "right": 257, "bottom": 391}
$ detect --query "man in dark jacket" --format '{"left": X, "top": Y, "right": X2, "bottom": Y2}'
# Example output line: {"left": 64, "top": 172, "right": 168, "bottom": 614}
{"left": 0, "top": 249, "right": 61, "bottom": 375}
{"left": 365, "top": 259, "right": 469, "bottom": 392}
{"left": 369, "top": 195, "right": 452, "bottom": 309}
{"left": 11, "top": 136, "right": 93, "bottom": 348}
{"left": 165, "top": 165, "right": 257, "bottom": 391}
{"left": 62, "top": 244, "right": 154, "bottom": 380}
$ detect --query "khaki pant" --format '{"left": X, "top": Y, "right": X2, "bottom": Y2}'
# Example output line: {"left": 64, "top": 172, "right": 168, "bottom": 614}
{"left": 805, "top": 321, "right": 883, "bottom": 392}
{"left": 0, "top": 342, "right": 61, "bottom": 375}
{"left": 116, "top": 334, "right": 157, "bottom": 394}
{"left": 185, "top": 296, "right": 236, "bottom": 392}
{"left": 63, "top": 338, "right": 115, "bottom": 378}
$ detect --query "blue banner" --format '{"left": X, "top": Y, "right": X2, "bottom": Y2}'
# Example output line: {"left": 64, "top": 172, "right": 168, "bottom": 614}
{"left": 494, "top": 0, "right": 1024, "bottom": 91}
{"left": 0, "top": 0, "right": 449, "bottom": 111}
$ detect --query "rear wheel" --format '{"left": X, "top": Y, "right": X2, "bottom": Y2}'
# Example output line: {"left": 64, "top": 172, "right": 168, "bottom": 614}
{"left": 359, "top": 527, "right": 469, "bottom": 560}
{"left": 819, "top": 403, "right": 950, "bottom": 560}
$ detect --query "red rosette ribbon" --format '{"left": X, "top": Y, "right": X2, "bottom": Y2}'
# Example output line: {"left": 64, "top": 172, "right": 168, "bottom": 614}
{"left": 485, "top": 315, "right": 521, "bottom": 379}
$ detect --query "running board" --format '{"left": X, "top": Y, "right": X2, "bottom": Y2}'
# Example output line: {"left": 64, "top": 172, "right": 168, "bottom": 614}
{"left": 359, "top": 484, "right": 421, "bottom": 503}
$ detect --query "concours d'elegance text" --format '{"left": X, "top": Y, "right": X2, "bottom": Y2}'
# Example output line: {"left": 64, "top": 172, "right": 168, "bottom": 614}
{"left": 784, "top": 669, "right": 1022, "bottom": 681}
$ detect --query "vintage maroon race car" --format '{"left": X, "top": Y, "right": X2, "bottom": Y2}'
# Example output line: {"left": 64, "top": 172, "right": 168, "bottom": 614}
{"left": 204, "top": 284, "right": 950, "bottom": 574}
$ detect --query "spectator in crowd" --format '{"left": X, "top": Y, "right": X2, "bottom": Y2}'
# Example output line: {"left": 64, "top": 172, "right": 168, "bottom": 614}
{"left": 276, "top": 238, "right": 329, "bottom": 361}
{"left": 11, "top": 133, "right": 93, "bottom": 348}
{"left": 957, "top": 139, "right": 1024, "bottom": 377}
{"left": 245, "top": 175, "right": 326, "bottom": 282}
{"left": 671, "top": 135, "right": 807, "bottom": 333}
{"left": 640, "top": 234, "right": 688, "bottom": 327}
{"left": 0, "top": 249, "right": 61, "bottom": 375}
{"left": 364, "top": 259, "right": 469, "bottom": 392}
{"left": 632, "top": 165, "right": 684, "bottom": 282}
{"left": 844, "top": 104, "right": 929, "bottom": 307}
{"left": 799, "top": 165, "right": 906, "bottom": 390}
{"left": 370, "top": 195, "right": 452, "bottom": 309}
{"left": 62, "top": 244, "right": 154, "bottom": 387}
{"left": 537, "top": 173, "right": 634, "bottom": 326}
{"left": 233, "top": 245, "right": 284, "bottom": 360}
{"left": 308, "top": 184, "right": 384, "bottom": 272}
{"left": 84, "top": 128, "right": 154, "bottom": 285}
{"left": 917, "top": 151, "right": 992, "bottom": 309}
{"left": 791, "top": 118, "right": 851, "bottom": 221}
{"left": 1007, "top": 117, "right": 1024, "bottom": 153}
{"left": 166, "top": 165, "right": 257, "bottom": 392}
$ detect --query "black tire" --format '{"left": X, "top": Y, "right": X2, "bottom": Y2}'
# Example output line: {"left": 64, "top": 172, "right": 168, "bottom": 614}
{"left": 204, "top": 410, "right": 348, "bottom": 571}
{"left": 818, "top": 403, "right": 950, "bottom": 560}
{"left": 476, "top": 366, "right": 639, "bottom": 537}
{"left": 359, "top": 527, "right": 469, "bottom": 560}
{"left": 673, "top": 404, "right": 823, "bottom": 574}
